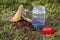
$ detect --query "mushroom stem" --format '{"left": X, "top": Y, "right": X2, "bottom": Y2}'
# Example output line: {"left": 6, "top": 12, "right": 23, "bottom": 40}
{"left": 21, "top": 15, "right": 32, "bottom": 23}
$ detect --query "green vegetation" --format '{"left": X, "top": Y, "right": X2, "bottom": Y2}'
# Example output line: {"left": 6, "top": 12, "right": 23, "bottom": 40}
{"left": 0, "top": 0, "right": 60, "bottom": 40}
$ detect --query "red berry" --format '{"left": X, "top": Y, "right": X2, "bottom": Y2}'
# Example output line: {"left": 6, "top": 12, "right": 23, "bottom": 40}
{"left": 41, "top": 27, "right": 54, "bottom": 34}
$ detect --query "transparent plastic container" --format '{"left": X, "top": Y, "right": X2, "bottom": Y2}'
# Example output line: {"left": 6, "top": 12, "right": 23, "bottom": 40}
{"left": 32, "top": 6, "right": 46, "bottom": 28}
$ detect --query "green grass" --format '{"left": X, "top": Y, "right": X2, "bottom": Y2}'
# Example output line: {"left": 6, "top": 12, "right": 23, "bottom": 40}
{"left": 0, "top": 0, "right": 60, "bottom": 40}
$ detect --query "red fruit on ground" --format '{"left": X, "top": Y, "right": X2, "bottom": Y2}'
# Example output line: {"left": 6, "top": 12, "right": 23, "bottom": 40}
{"left": 41, "top": 27, "right": 54, "bottom": 34}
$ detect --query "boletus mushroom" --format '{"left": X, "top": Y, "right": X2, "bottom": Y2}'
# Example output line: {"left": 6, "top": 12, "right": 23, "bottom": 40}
{"left": 9, "top": 5, "right": 33, "bottom": 28}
